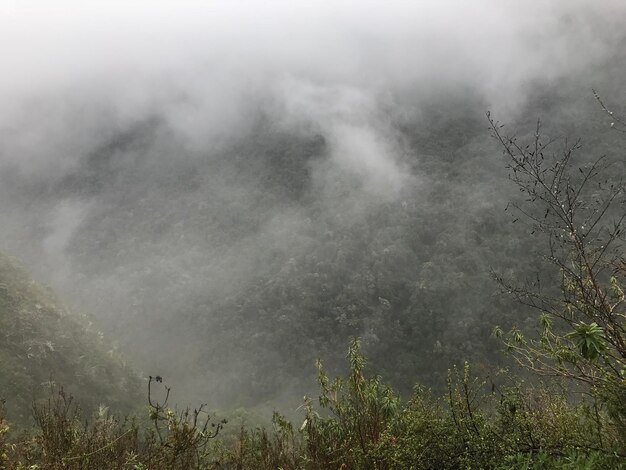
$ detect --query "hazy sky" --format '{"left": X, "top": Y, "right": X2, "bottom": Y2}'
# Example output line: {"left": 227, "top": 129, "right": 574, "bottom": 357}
{"left": 2, "top": 1, "right": 623, "bottom": 105}
{"left": 1, "top": 0, "right": 623, "bottom": 184}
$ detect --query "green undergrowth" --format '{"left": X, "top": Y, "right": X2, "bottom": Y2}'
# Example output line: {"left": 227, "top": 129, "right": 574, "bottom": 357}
{"left": 1, "top": 339, "right": 624, "bottom": 469}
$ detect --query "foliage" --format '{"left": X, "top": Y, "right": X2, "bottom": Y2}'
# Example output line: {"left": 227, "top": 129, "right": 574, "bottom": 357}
{"left": 300, "top": 338, "right": 401, "bottom": 468}
{"left": 2, "top": 383, "right": 229, "bottom": 469}
{"left": 145, "top": 375, "right": 226, "bottom": 468}
{"left": 487, "top": 107, "right": 626, "bottom": 437}
{"left": 212, "top": 412, "right": 305, "bottom": 469}
{"left": 7, "top": 387, "right": 142, "bottom": 469}
{"left": 1, "top": 341, "right": 625, "bottom": 468}
{"left": 0, "top": 400, "right": 8, "bottom": 468}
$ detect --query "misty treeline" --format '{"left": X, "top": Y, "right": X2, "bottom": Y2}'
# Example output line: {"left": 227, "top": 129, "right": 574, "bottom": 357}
{"left": 0, "top": 1, "right": 625, "bottom": 409}
{"left": 1, "top": 98, "right": 625, "bottom": 468}
{"left": 2, "top": 88, "right": 624, "bottom": 410}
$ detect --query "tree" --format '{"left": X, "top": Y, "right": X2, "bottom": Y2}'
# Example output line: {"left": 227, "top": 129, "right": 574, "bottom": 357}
{"left": 487, "top": 100, "right": 626, "bottom": 436}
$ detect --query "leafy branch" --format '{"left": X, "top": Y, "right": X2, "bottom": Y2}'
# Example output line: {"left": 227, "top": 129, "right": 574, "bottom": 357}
{"left": 487, "top": 108, "right": 626, "bottom": 435}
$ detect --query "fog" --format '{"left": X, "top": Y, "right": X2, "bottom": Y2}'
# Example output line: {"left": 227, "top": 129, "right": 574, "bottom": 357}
{"left": 1, "top": 1, "right": 625, "bottom": 408}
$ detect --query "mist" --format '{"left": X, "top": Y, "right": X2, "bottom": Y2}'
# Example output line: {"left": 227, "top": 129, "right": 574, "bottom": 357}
{"left": 1, "top": 1, "right": 625, "bottom": 408}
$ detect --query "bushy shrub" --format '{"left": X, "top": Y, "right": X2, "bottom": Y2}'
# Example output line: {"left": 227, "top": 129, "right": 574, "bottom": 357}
{"left": 1, "top": 343, "right": 625, "bottom": 469}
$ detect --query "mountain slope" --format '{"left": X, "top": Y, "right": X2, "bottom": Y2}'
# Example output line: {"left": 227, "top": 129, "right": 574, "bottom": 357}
{"left": 0, "top": 252, "right": 141, "bottom": 425}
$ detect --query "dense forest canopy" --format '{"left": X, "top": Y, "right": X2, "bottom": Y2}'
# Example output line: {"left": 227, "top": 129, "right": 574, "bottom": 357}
{"left": 0, "top": 1, "right": 625, "bottom": 414}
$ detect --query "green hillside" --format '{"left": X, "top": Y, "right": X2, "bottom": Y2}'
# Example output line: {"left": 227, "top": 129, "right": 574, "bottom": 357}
{"left": 0, "top": 253, "right": 141, "bottom": 426}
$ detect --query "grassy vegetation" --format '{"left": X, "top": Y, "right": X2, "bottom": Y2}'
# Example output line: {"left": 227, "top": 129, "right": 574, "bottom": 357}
{"left": 0, "top": 338, "right": 624, "bottom": 469}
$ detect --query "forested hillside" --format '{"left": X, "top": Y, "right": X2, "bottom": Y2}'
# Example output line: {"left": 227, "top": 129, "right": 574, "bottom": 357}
{"left": 2, "top": 83, "right": 624, "bottom": 409}
{"left": 0, "top": 253, "right": 141, "bottom": 425}
{"left": 0, "top": 0, "right": 624, "bottom": 418}
{"left": 0, "top": 2, "right": 625, "bottom": 467}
